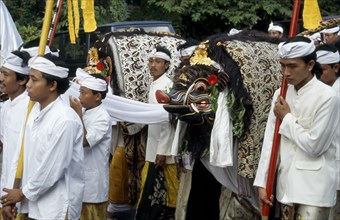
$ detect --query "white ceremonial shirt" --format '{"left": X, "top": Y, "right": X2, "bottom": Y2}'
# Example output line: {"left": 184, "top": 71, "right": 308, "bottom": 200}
{"left": 0, "top": 92, "right": 29, "bottom": 207}
{"left": 17, "top": 97, "right": 85, "bottom": 219}
{"left": 146, "top": 73, "right": 175, "bottom": 164}
{"left": 332, "top": 78, "right": 340, "bottom": 191}
{"left": 82, "top": 104, "right": 112, "bottom": 203}
{"left": 254, "top": 77, "right": 339, "bottom": 207}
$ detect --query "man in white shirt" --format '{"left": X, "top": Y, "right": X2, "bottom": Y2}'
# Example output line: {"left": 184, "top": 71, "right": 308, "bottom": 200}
{"left": 0, "top": 54, "right": 85, "bottom": 220}
{"left": 136, "top": 46, "right": 179, "bottom": 220}
{"left": 0, "top": 50, "right": 30, "bottom": 219}
{"left": 254, "top": 36, "right": 339, "bottom": 219}
{"left": 315, "top": 44, "right": 340, "bottom": 220}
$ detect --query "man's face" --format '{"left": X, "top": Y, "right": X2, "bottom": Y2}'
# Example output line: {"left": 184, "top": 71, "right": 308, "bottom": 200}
{"left": 280, "top": 58, "right": 314, "bottom": 90}
{"left": 0, "top": 66, "right": 23, "bottom": 98}
{"left": 148, "top": 57, "right": 169, "bottom": 81}
{"left": 319, "top": 63, "right": 339, "bottom": 86}
{"left": 268, "top": 31, "right": 282, "bottom": 39}
{"left": 26, "top": 69, "right": 51, "bottom": 103}
{"left": 324, "top": 33, "right": 339, "bottom": 44}
{"left": 79, "top": 86, "right": 99, "bottom": 109}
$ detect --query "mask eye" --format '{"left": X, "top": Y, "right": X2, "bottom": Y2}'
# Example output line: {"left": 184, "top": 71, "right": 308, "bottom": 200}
{"left": 194, "top": 81, "right": 207, "bottom": 93}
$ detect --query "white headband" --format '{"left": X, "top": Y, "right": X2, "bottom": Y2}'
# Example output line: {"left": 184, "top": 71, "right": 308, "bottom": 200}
{"left": 321, "top": 26, "right": 340, "bottom": 34}
{"left": 278, "top": 40, "right": 315, "bottom": 58}
{"left": 148, "top": 48, "right": 171, "bottom": 61}
{"left": 316, "top": 50, "right": 340, "bottom": 64}
{"left": 76, "top": 68, "right": 107, "bottom": 92}
{"left": 29, "top": 56, "right": 69, "bottom": 78}
{"left": 268, "top": 22, "right": 283, "bottom": 34}
{"left": 21, "top": 46, "right": 54, "bottom": 57}
{"left": 180, "top": 45, "right": 197, "bottom": 57}
{"left": 2, "top": 52, "right": 29, "bottom": 75}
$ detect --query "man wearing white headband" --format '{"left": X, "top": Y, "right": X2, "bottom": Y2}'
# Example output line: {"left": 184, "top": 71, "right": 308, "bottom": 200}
{"left": 321, "top": 25, "right": 340, "bottom": 44}
{"left": 254, "top": 36, "right": 339, "bottom": 220}
{"left": 315, "top": 44, "right": 340, "bottom": 220}
{"left": 69, "top": 68, "right": 111, "bottom": 220}
{"left": 1, "top": 54, "right": 85, "bottom": 220}
{"left": 268, "top": 21, "right": 284, "bottom": 39}
{"left": 0, "top": 50, "right": 30, "bottom": 219}
{"left": 137, "top": 46, "right": 179, "bottom": 219}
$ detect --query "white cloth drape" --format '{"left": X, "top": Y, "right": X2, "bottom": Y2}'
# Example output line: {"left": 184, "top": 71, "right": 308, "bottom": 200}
{"left": 0, "top": 0, "right": 23, "bottom": 66}
{"left": 64, "top": 81, "right": 170, "bottom": 124}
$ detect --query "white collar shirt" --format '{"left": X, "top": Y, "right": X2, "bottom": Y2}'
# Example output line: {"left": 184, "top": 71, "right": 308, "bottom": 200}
{"left": 146, "top": 74, "right": 175, "bottom": 164}
{"left": 0, "top": 92, "right": 29, "bottom": 203}
{"left": 20, "top": 97, "right": 85, "bottom": 219}
{"left": 82, "top": 104, "right": 112, "bottom": 202}
{"left": 254, "top": 77, "right": 339, "bottom": 207}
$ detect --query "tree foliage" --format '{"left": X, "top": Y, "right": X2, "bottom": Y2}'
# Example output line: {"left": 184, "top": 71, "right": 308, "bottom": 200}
{"left": 3, "top": 0, "right": 340, "bottom": 42}
{"left": 3, "top": 0, "right": 128, "bottom": 43}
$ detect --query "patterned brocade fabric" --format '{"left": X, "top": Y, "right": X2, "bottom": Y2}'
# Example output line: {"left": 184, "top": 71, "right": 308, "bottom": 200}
{"left": 106, "top": 31, "right": 185, "bottom": 102}
{"left": 224, "top": 40, "right": 282, "bottom": 178}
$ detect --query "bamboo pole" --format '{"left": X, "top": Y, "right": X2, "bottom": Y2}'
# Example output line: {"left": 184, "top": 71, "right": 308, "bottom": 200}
{"left": 261, "top": 0, "right": 301, "bottom": 219}
{"left": 38, "top": 0, "right": 55, "bottom": 56}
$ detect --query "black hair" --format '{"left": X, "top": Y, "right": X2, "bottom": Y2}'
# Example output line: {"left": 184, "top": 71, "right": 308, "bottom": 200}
{"left": 155, "top": 46, "right": 171, "bottom": 60}
{"left": 41, "top": 53, "right": 70, "bottom": 95}
{"left": 89, "top": 74, "right": 108, "bottom": 99}
{"left": 177, "top": 38, "right": 199, "bottom": 51}
{"left": 10, "top": 50, "right": 30, "bottom": 83}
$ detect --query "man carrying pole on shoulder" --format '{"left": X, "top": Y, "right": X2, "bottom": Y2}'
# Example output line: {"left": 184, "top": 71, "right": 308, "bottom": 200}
{"left": 254, "top": 36, "right": 339, "bottom": 219}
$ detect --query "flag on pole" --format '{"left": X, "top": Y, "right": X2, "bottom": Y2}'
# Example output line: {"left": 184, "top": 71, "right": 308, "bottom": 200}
{"left": 0, "top": 0, "right": 23, "bottom": 66}
{"left": 68, "top": 0, "right": 96, "bottom": 44}
{"left": 303, "top": 0, "right": 322, "bottom": 30}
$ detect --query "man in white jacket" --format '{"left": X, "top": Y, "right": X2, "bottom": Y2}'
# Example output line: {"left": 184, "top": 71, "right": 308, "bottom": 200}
{"left": 136, "top": 46, "right": 179, "bottom": 220}
{"left": 315, "top": 44, "right": 340, "bottom": 220}
{"left": 254, "top": 36, "right": 339, "bottom": 219}
{"left": 1, "top": 54, "right": 85, "bottom": 220}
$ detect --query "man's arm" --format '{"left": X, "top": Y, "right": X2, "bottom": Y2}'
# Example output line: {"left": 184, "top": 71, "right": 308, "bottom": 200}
{"left": 279, "top": 95, "right": 339, "bottom": 157}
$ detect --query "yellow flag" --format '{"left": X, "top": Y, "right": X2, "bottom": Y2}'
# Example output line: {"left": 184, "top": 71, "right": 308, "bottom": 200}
{"left": 303, "top": 0, "right": 322, "bottom": 30}
{"left": 67, "top": 0, "right": 80, "bottom": 44}
{"left": 81, "top": 0, "right": 97, "bottom": 33}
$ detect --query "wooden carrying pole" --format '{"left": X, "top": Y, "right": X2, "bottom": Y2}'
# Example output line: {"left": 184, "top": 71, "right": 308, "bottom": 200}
{"left": 48, "top": 0, "right": 64, "bottom": 46}
{"left": 261, "top": 0, "right": 301, "bottom": 219}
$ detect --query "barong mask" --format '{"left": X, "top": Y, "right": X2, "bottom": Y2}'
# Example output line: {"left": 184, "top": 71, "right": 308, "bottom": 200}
{"left": 156, "top": 41, "right": 229, "bottom": 125}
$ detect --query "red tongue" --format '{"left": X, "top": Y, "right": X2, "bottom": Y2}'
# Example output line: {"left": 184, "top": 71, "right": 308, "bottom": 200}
{"left": 155, "top": 90, "right": 170, "bottom": 104}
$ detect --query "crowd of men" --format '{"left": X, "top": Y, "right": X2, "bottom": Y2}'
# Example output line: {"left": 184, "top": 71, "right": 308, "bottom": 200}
{"left": 0, "top": 21, "right": 339, "bottom": 220}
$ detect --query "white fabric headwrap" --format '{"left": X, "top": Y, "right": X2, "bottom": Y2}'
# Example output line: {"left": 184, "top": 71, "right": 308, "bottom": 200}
{"left": 180, "top": 45, "right": 197, "bottom": 57}
{"left": 316, "top": 50, "right": 340, "bottom": 64}
{"left": 2, "top": 52, "right": 29, "bottom": 75}
{"left": 309, "top": 32, "right": 321, "bottom": 41}
{"left": 268, "top": 21, "right": 283, "bottom": 34}
{"left": 76, "top": 68, "right": 107, "bottom": 92}
{"left": 278, "top": 39, "right": 315, "bottom": 58}
{"left": 228, "top": 28, "right": 242, "bottom": 36}
{"left": 148, "top": 48, "right": 171, "bottom": 61}
{"left": 21, "top": 46, "right": 53, "bottom": 57}
{"left": 321, "top": 26, "right": 340, "bottom": 34}
{"left": 29, "top": 56, "right": 68, "bottom": 78}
